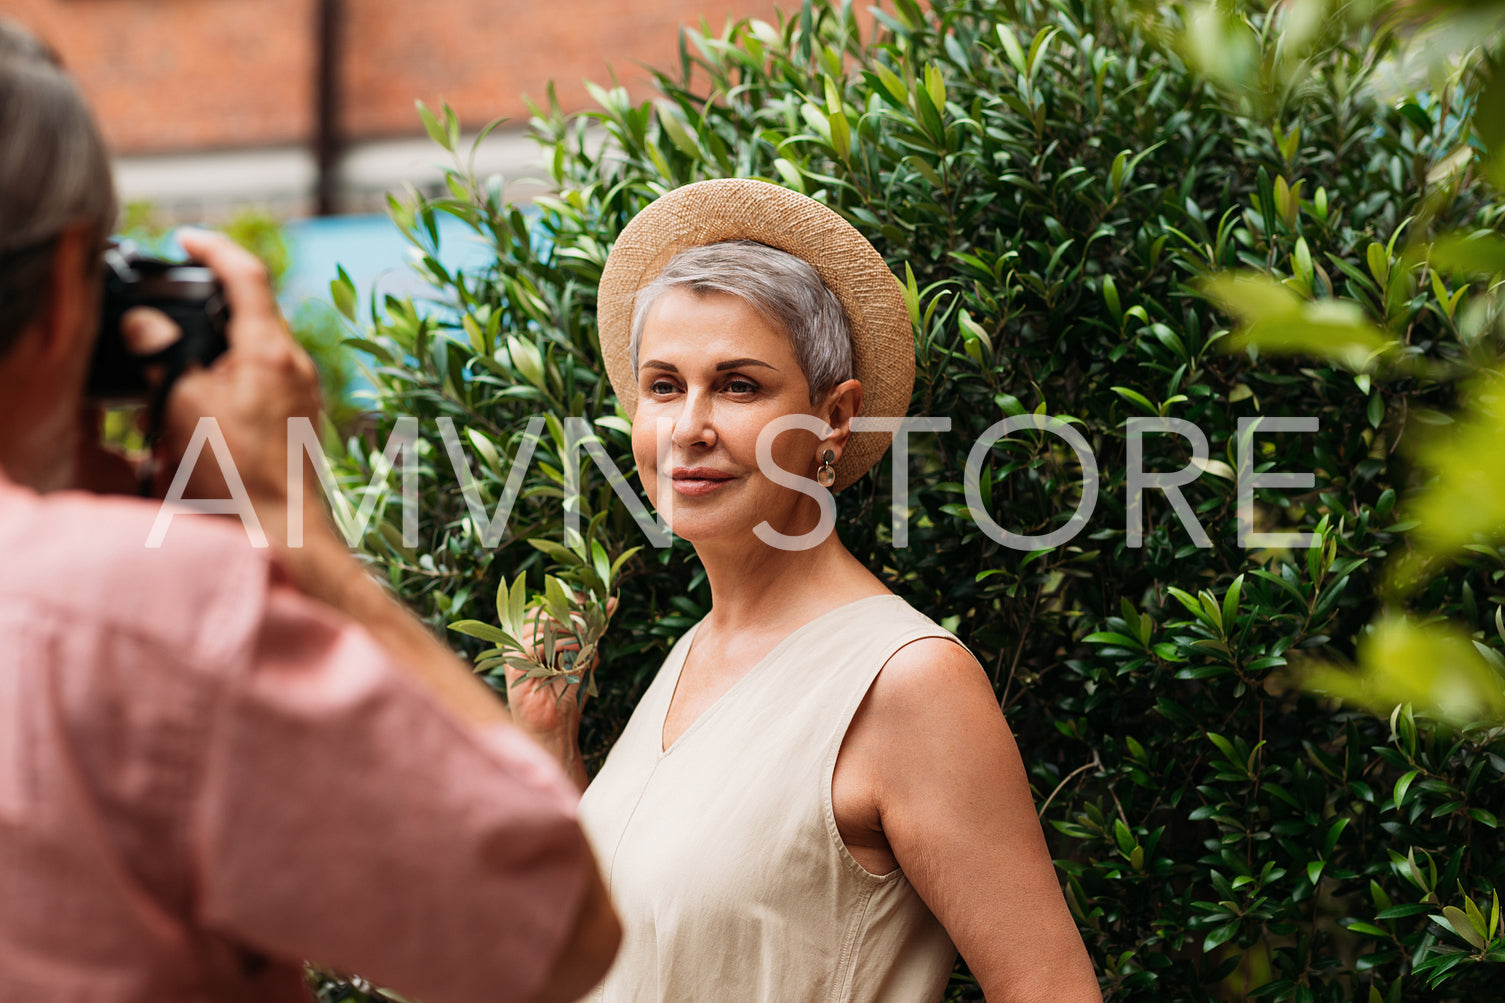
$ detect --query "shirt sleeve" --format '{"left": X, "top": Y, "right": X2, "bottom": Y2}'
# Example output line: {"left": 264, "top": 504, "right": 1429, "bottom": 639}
{"left": 189, "top": 581, "right": 591, "bottom": 1003}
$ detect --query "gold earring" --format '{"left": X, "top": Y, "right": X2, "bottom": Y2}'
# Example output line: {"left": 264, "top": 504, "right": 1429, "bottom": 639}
{"left": 816, "top": 448, "right": 836, "bottom": 488}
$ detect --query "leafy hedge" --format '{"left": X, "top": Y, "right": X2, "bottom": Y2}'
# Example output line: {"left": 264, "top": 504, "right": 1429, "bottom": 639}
{"left": 326, "top": 1, "right": 1505, "bottom": 999}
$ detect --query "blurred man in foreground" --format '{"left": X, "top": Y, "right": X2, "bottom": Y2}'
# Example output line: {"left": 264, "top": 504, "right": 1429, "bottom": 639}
{"left": 0, "top": 18, "right": 618, "bottom": 1002}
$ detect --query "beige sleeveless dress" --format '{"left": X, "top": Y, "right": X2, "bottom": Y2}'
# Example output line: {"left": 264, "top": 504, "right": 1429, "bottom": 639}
{"left": 578, "top": 594, "right": 959, "bottom": 1002}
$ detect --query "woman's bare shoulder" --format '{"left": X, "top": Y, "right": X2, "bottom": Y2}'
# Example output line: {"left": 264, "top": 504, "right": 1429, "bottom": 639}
{"left": 866, "top": 633, "right": 999, "bottom": 722}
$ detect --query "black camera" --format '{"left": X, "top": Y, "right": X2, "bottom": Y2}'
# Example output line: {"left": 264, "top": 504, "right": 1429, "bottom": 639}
{"left": 87, "top": 244, "right": 230, "bottom": 404}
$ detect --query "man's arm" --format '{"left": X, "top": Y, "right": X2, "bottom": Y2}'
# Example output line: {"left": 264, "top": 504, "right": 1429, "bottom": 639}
{"left": 164, "top": 231, "right": 512, "bottom": 729}
{"left": 164, "top": 230, "right": 618, "bottom": 999}
{"left": 537, "top": 858, "right": 622, "bottom": 1003}
{"left": 196, "top": 583, "right": 619, "bottom": 1003}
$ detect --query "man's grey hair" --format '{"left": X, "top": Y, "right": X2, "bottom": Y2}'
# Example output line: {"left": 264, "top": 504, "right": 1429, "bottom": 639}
{"left": 0, "top": 19, "right": 116, "bottom": 357}
{"left": 630, "top": 240, "right": 855, "bottom": 403}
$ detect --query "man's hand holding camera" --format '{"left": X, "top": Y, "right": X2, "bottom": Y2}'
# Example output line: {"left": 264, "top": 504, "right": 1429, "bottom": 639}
{"left": 82, "top": 229, "right": 331, "bottom": 558}
{"left": 154, "top": 230, "right": 325, "bottom": 542}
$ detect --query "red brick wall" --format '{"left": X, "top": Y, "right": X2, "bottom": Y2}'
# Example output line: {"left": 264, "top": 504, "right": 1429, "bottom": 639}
{"left": 340, "top": 0, "right": 793, "bottom": 139}
{"left": 13, "top": 0, "right": 316, "bottom": 153}
{"left": 11, "top": 0, "right": 810, "bottom": 155}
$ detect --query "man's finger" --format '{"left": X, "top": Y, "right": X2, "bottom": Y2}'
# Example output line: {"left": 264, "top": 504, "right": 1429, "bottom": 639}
{"left": 120, "top": 307, "right": 180, "bottom": 355}
{"left": 120, "top": 307, "right": 181, "bottom": 392}
{"left": 175, "top": 228, "right": 284, "bottom": 338}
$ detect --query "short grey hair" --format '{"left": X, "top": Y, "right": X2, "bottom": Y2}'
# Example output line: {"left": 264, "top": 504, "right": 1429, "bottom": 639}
{"left": 0, "top": 19, "right": 117, "bottom": 358}
{"left": 630, "top": 239, "right": 855, "bottom": 402}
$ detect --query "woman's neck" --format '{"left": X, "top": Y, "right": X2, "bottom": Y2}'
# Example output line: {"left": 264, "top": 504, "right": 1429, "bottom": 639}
{"left": 692, "top": 529, "right": 886, "bottom": 637}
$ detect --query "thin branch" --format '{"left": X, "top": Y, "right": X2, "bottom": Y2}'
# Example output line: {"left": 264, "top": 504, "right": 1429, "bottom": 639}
{"left": 1038, "top": 750, "right": 1102, "bottom": 820}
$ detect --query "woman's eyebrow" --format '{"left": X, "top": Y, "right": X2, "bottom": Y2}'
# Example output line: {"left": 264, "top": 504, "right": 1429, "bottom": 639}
{"left": 639, "top": 358, "right": 777, "bottom": 374}
{"left": 715, "top": 358, "right": 777, "bottom": 372}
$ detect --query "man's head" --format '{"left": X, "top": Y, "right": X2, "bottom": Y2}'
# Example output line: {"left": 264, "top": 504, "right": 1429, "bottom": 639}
{"left": 0, "top": 18, "right": 116, "bottom": 360}
{"left": 0, "top": 19, "right": 117, "bottom": 491}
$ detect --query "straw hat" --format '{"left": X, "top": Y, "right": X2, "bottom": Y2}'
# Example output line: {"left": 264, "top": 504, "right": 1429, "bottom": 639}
{"left": 596, "top": 178, "right": 915, "bottom": 491}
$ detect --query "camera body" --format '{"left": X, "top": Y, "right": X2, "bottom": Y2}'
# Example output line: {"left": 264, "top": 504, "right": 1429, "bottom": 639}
{"left": 87, "top": 245, "right": 229, "bottom": 404}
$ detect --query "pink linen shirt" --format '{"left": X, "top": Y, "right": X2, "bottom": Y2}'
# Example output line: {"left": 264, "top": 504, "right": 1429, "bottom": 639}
{"left": 0, "top": 469, "right": 590, "bottom": 1003}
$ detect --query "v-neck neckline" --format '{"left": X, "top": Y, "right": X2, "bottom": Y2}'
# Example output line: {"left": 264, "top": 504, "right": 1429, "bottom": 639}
{"left": 656, "top": 593, "right": 898, "bottom": 756}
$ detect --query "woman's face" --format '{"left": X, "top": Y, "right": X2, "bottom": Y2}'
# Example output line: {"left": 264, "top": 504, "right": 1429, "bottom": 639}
{"left": 631, "top": 287, "right": 832, "bottom": 546}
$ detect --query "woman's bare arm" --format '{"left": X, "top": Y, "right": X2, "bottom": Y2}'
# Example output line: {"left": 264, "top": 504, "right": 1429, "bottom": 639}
{"left": 845, "top": 637, "right": 1102, "bottom": 1002}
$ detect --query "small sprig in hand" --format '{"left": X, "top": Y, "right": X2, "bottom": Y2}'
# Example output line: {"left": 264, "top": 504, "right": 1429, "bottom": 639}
{"left": 449, "top": 530, "right": 636, "bottom": 702}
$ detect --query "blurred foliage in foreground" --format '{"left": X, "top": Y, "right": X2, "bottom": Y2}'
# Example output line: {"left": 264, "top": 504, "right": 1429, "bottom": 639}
{"left": 324, "top": 0, "right": 1505, "bottom": 998}
{"left": 1187, "top": 0, "right": 1505, "bottom": 744}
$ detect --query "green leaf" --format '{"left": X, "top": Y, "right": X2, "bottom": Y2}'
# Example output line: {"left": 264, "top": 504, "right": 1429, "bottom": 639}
{"left": 1221, "top": 575, "right": 1243, "bottom": 634}
{"left": 996, "top": 24, "right": 1027, "bottom": 75}
{"left": 508, "top": 335, "right": 546, "bottom": 389}
{"left": 1166, "top": 586, "right": 1207, "bottom": 621}
{"left": 1084, "top": 631, "right": 1141, "bottom": 649}
{"left": 1366, "top": 242, "right": 1390, "bottom": 287}
{"left": 924, "top": 61, "right": 947, "bottom": 113}
{"left": 1465, "top": 894, "right": 1489, "bottom": 944}
{"left": 1199, "top": 592, "right": 1223, "bottom": 634}
{"left": 1206, "top": 731, "right": 1239, "bottom": 764}
{"left": 1442, "top": 905, "right": 1487, "bottom": 951}
{"left": 416, "top": 100, "right": 453, "bottom": 152}
{"left": 772, "top": 158, "right": 805, "bottom": 194}
{"left": 829, "top": 109, "right": 851, "bottom": 159}
{"left": 1025, "top": 25, "right": 1059, "bottom": 82}
{"left": 528, "top": 538, "right": 582, "bottom": 566}
{"left": 1401, "top": 371, "right": 1505, "bottom": 570}
{"left": 1345, "top": 921, "right": 1388, "bottom": 938}
{"left": 1323, "top": 816, "right": 1349, "bottom": 856}
{"left": 608, "top": 546, "right": 642, "bottom": 587}
{"left": 329, "top": 267, "right": 358, "bottom": 323}
{"left": 871, "top": 61, "right": 908, "bottom": 106}
{"left": 448, "top": 620, "right": 513, "bottom": 646}
{"left": 1202, "top": 272, "right": 1395, "bottom": 370}
{"left": 1430, "top": 230, "right": 1505, "bottom": 278}
{"left": 591, "top": 539, "right": 612, "bottom": 589}
{"left": 1307, "top": 614, "right": 1505, "bottom": 727}
{"left": 508, "top": 574, "right": 529, "bottom": 637}
{"left": 901, "top": 263, "right": 920, "bottom": 327}
{"left": 1393, "top": 769, "right": 1419, "bottom": 810}
{"left": 1111, "top": 386, "right": 1157, "bottom": 415}
{"left": 1203, "top": 920, "right": 1239, "bottom": 953}
{"left": 658, "top": 107, "right": 701, "bottom": 159}
{"left": 465, "top": 428, "right": 502, "bottom": 473}
{"left": 1101, "top": 275, "right": 1122, "bottom": 321}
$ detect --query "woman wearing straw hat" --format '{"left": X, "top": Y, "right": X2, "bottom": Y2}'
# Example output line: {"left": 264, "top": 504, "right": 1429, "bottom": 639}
{"left": 507, "top": 179, "right": 1100, "bottom": 1002}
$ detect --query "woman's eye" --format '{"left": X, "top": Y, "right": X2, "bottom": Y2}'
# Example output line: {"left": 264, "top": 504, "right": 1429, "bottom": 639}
{"left": 724, "top": 379, "right": 759, "bottom": 394}
{"left": 647, "top": 379, "right": 679, "bottom": 395}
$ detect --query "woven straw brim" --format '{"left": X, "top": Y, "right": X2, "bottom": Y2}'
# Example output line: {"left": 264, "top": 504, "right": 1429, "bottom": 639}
{"left": 597, "top": 178, "right": 914, "bottom": 492}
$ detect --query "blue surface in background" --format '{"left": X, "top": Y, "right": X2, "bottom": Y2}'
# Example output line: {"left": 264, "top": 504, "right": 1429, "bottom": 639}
{"left": 276, "top": 212, "right": 505, "bottom": 399}
{"left": 280, "top": 211, "right": 500, "bottom": 317}
{"left": 140, "top": 210, "right": 521, "bottom": 399}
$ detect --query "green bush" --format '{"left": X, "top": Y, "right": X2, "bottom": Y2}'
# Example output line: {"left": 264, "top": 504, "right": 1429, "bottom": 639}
{"left": 328, "top": 1, "right": 1505, "bottom": 998}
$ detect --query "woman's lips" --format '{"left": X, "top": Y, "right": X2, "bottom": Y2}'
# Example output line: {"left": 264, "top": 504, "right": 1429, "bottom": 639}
{"left": 670, "top": 467, "right": 733, "bottom": 496}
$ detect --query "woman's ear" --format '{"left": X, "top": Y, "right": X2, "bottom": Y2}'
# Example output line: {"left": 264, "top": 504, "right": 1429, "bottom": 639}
{"left": 820, "top": 378, "right": 863, "bottom": 457}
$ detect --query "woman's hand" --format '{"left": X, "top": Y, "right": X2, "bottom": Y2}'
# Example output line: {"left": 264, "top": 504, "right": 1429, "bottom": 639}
{"left": 502, "top": 603, "right": 613, "bottom": 792}
{"left": 503, "top": 656, "right": 589, "bottom": 741}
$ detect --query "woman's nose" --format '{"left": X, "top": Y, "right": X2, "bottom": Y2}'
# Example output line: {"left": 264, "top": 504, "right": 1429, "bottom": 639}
{"left": 671, "top": 390, "right": 716, "bottom": 449}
